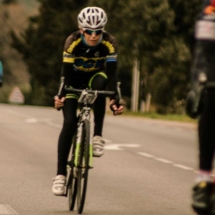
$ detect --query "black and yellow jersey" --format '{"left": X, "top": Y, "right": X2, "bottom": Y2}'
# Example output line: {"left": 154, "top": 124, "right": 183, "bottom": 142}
{"left": 63, "top": 31, "right": 117, "bottom": 73}
{"left": 60, "top": 30, "right": 118, "bottom": 96}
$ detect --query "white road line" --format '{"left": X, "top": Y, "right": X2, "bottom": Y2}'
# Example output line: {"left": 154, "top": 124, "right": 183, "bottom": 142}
{"left": 173, "top": 164, "right": 194, "bottom": 171}
{"left": 103, "top": 138, "right": 112, "bottom": 143}
{"left": 25, "top": 118, "right": 61, "bottom": 128}
{"left": 138, "top": 152, "right": 154, "bottom": 158}
{"left": 105, "top": 144, "right": 140, "bottom": 151}
{"left": 5, "top": 110, "right": 32, "bottom": 118}
{"left": 4, "top": 110, "right": 61, "bottom": 129}
{"left": 155, "top": 158, "right": 173, "bottom": 164}
{"left": 0, "top": 204, "right": 18, "bottom": 214}
{"left": 138, "top": 151, "right": 195, "bottom": 172}
{"left": 47, "top": 122, "right": 61, "bottom": 128}
{"left": 25, "top": 118, "right": 37, "bottom": 123}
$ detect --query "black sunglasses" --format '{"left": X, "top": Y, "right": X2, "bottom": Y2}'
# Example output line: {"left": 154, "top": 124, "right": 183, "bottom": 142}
{"left": 84, "top": 29, "right": 103, "bottom": 35}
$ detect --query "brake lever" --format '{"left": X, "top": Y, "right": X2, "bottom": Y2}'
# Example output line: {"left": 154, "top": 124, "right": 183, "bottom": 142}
{"left": 55, "top": 77, "right": 65, "bottom": 111}
{"left": 116, "top": 82, "right": 123, "bottom": 106}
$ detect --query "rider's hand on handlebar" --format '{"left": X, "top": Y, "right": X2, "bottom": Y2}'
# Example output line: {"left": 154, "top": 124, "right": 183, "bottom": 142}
{"left": 54, "top": 96, "right": 65, "bottom": 109}
{"left": 110, "top": 99, "right": 124, "bottom": 115}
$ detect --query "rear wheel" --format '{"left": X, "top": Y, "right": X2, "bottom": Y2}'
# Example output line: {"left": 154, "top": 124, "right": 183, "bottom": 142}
{"left": 77, "top": 120, "right": 90, "bottom": 214}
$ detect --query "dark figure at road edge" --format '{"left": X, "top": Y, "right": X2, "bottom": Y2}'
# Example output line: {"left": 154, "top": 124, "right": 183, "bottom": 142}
{"left": 186, "top": 0, "right": 215, "bottom": 214}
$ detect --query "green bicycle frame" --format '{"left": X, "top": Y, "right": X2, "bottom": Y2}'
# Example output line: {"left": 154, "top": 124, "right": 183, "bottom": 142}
{"left": 74, "top": 121, "right": 93, "bottom": 168}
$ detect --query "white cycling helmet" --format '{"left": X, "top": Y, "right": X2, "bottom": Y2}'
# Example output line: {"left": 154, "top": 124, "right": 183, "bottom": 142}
{"left": 78, "top": 7, "right": 108, "bottom": 30}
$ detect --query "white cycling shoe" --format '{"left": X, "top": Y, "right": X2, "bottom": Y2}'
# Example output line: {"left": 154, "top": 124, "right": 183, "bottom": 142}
{"left": 52, "top": 175, "right": 66, "bottom": 196}
{"left": 93, "top": 136, "right": 105, "bottom": 157}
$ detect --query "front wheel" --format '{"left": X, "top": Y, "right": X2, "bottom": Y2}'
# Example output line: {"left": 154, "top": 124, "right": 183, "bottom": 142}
{"left": 68, "top": 177, "right": 77, "bottom": 211}
{"left": 77, "top": 119, "right": 90, "bottom": 214}
{"left": 68, "top": 136, "right": 77, "bottom": 211}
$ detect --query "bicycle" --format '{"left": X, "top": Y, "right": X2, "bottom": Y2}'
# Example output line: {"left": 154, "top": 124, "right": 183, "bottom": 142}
{"left": 62, "top": 82, "right": 122, "bottom": 214}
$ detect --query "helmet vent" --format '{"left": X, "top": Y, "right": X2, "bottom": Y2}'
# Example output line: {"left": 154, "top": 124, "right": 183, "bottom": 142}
{"left": 78, "top": 7, "right": 108, "bottom": 29}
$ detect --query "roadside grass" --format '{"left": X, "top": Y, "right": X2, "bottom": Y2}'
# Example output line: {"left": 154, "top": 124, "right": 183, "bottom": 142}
{"left": 113, "top": 110, "right": 198, "bottom": 124}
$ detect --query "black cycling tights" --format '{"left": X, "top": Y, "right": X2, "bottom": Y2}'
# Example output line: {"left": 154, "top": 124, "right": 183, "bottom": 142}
{"left": 198, "top": 91, "right": 215, "bottom": 171}
{"left": 57, "top": 74, "right": 107, "bottom": 175}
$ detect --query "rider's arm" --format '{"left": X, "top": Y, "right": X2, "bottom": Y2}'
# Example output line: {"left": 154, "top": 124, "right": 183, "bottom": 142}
{"left": 55, "top": 54, "right": 74, "bottom": 109}
{"left": 105, "top": 35, "right": 123, "bottom": 115}
{"left": 57, "top": 34, "right": 76, "bottom": 97}
{"left": 107, "top": 62, "right": 124, "bottom": 115}
{"left": 54, "top": 63, "right": 71, "bottom": 109}
{"left": 105, "top": 34, "right": 118, "bottom": 100}
{"left": 57, "top": 63, "right": 73, "bottom": 97}
{"left": 106, "top": 60, "right": 117, "bottom": 99}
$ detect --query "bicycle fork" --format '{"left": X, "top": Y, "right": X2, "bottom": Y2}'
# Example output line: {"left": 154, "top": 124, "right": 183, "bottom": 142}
{"left": 74, "top": 122, "right": 93, "bottom": 169}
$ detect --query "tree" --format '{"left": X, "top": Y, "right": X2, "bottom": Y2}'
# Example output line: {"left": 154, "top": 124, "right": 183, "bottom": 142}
{"left": 2, "top": 0, "right": 18, "bottom": 4}
{"left": 89, "top": 0, "right": 201, "bottom": 113}
{"left": 10, "top": 0, "right": 202, "bottom": 113}
{"left": 11, "top": 0, "right": 89, "bottom": 105}
{"left": 168, "top": 0, "right": 202, "bottom": 52}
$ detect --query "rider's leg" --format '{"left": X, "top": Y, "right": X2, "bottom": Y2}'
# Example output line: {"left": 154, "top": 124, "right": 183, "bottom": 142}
{"left": 192, "top": 90, "right": 215, "bottom": 213}
{"left": 89, "top": 72, "right": 107, "bottom": 136}
{"left": 57, "top": 98, "right": 78, "bottom": 176}
{"left": 198, "top": 91, "right": 215, "bottom": 172}
{"left": 194, "top": 36, "right": 215, "bottom": 183}
{"left": 56, "top": 69, "right": 90, "bottom": 176}
{"left": 52, "top": 98, "right": 78, "bottom": 196}
{"left": 89, "top": 72, "right": 107, "bottom": 157}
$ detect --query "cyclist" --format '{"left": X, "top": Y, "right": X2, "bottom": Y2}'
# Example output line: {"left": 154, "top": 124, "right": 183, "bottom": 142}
{"left": 186, "top": 0, "right": 215, "bottom": 214}
{"left": 0, "top": 61, "right": 3, "bottom": 86}
{"left": 52, "top": 6, "right": 124, "bottom": 196}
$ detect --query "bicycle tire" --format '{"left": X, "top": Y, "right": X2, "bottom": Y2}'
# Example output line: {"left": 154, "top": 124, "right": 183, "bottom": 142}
{"left": 77, "top": 119, "right": 90, "bottom": 214}
{"left": 68, "top": 136, "right": 77, "bottom": 211}
{"left": 68, "top": 177, "right": 77, "bottom": 211}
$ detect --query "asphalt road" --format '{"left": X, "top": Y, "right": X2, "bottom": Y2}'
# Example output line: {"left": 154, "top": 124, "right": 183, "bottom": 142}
{"left": 0, "top": 103, "right": 198, "bottom": 215}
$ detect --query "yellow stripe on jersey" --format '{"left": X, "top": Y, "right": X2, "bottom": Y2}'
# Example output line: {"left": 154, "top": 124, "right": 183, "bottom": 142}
{"left": 102, "top": 40, "right": 115, "bottom": 54}
{"left": 63, "top": 51, "right": 75, "bottom": 63}
{"left": 67, "top": 38, "right": 82, "bottom": 53}
{"left": 73, "top": 56, "right": 106, "bottom": 72}
{"left": 106, "top": 54, "right": 117, "bottom": 59}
